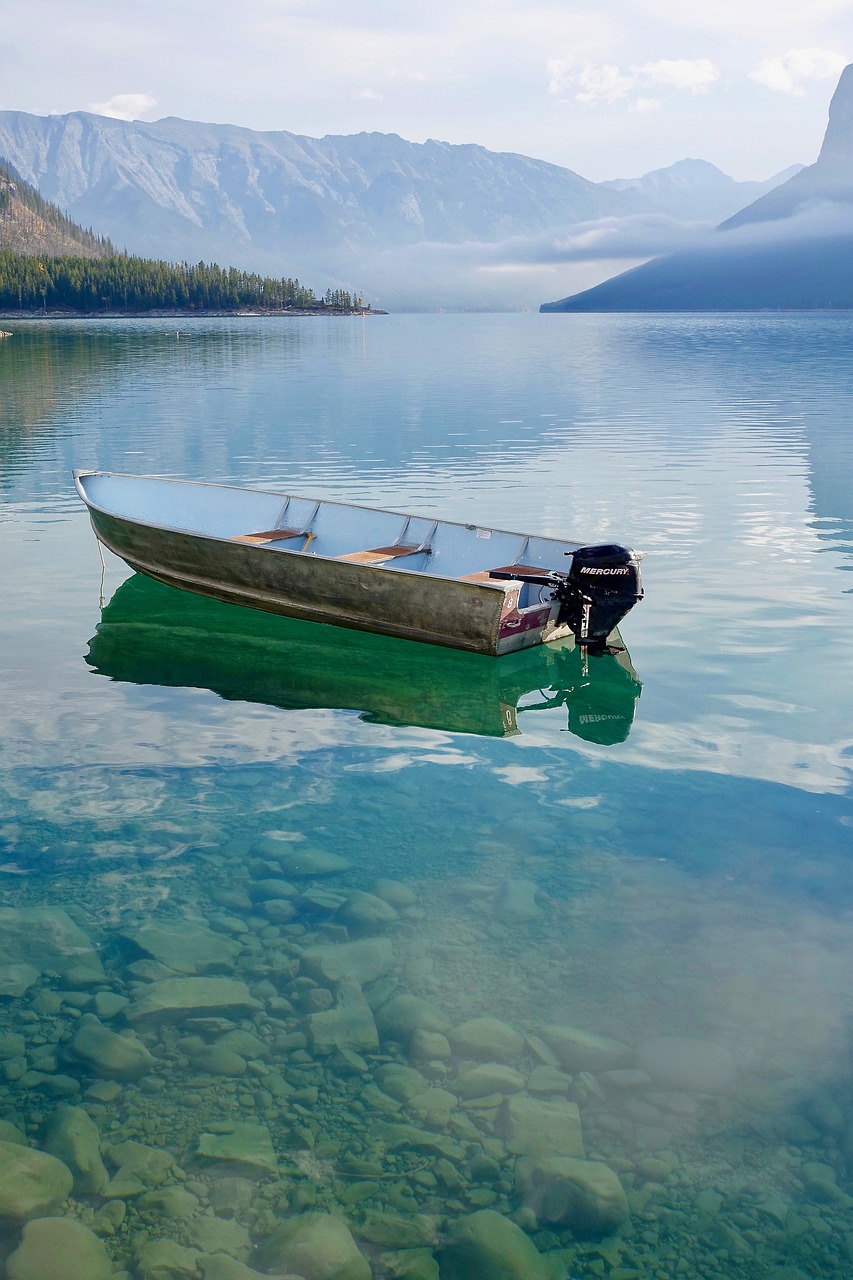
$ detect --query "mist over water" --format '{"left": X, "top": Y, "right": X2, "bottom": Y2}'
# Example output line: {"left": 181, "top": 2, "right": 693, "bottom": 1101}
{"left": 2, "top": 313, "right": 853, "bottom": 1279}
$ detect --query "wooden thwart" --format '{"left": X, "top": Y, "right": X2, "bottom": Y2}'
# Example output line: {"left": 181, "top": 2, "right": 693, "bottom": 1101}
{"left": 232, "top": 527, "right": 303, "bottom": 545}
{"left": 459, "top": 563, "right": 547, "bottom": 583}
{"left": 337, "top": 544, "right": 422, "bottom": 565}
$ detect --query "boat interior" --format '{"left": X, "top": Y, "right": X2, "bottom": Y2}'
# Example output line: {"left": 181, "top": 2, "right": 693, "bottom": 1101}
{"left": 77, "top": 472, "right": 579, "bottom": 610}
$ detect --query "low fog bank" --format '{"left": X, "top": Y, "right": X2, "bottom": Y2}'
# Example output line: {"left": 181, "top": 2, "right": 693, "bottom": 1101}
{"left": 329, "top": 213, "right": 717, "bottom": 311}
{"left": 541, "top": 199, "right": 853, "bottom": 311}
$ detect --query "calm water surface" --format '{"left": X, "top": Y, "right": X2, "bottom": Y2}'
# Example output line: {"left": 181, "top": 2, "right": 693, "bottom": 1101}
{"left": 2, "top": 314, "right": 853, "bottom": 1279}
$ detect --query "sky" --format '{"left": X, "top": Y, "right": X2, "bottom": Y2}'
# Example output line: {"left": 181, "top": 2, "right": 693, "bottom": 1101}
{"left": 3, "top": 0, "right": 852, "bottom": 182}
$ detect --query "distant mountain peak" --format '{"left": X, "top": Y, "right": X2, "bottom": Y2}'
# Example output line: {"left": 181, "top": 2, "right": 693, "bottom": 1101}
{"left": 541, "top": 63, "right": 853, "bottom": 312}
{"left": 720, "top": 62, "right": 853, "bottom": 230}
{"left": 817, "top": 62, "right": 853, "bottom": 172}
{"left": 601, "top": 156, "right": 802, "bottom": 224}
{"left": 608, "top": 157, "right": 730, "bottom": 187}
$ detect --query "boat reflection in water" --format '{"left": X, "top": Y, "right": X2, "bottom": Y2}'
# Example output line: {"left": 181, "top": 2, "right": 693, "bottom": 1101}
{"left": 86, "top": 575, "right": 642, "bottom": 744}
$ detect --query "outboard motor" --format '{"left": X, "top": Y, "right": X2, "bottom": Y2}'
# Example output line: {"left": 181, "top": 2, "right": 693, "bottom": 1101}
{"left": 490, "top": 543, "right": 643, "bottom": 654}
{"left": 560, "top": 544, "right": 644, "bottom": 653}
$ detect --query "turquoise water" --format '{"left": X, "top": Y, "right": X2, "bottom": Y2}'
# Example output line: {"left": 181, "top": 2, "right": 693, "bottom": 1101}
{"left": 2, "top": 314, "right": 853, "bottom": 1279}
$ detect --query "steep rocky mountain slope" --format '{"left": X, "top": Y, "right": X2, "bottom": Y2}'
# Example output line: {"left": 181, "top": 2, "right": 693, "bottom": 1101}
{"left": 0, "top": 160, "right": 110, "bottom": 257}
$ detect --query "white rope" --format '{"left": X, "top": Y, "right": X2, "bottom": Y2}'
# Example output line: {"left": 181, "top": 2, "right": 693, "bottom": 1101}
{"left": 95, "top": 533, "right": 106, "bottom": 609}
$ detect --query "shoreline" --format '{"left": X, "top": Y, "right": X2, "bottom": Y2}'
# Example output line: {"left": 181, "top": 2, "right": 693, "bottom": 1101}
{"left": 0, "top": 307, "right": 387, "bottom": 319}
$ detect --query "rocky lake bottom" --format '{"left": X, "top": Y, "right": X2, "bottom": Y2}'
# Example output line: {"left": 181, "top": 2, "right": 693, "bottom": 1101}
{"left": 0, "top": 755, "right": 850, "bottom": 1280}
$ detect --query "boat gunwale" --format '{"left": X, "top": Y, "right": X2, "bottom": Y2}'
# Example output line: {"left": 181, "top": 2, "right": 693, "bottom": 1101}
{"left": 72, "top": 468, "right": 583, "bottom": 591}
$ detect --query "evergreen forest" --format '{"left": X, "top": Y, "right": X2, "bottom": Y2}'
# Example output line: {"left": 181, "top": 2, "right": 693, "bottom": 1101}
{"left": 0, "top": 250, "right": 364, "bottom": 314}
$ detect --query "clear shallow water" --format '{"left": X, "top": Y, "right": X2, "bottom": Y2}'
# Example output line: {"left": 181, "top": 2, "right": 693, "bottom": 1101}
{"left": 2, "top": 314, "right": 853, "bottom": 1279}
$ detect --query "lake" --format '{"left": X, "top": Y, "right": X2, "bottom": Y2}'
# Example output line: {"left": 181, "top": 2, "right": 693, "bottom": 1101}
{"left": 2, "top": 313, "right": 853, "bottom": 1280}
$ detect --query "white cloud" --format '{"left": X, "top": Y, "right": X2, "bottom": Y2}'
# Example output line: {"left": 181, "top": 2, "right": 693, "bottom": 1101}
{"left": 358, "top": 88, "right": 384, "bottom": 101}
{"left": 551, "top": 57, "right": 719, "bottom": 109}
{"left": 88, "top": 92, "right": 158, "bottom": 121}
{"left": 568, "top": 63, "right": 636, "bottom": 106}
{"left": 749, "top": 48, "right": 847, "bottom": 95}
{"left": 631, "top": 97, "right": 664, "bottom": 113}
{"left": 637, "top": 58, "right": 719, "bottom": 93}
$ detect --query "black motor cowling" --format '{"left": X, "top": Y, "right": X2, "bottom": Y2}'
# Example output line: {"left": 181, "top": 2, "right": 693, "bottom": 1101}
{"left": 559, "top": 543, "right": 643, "bottom": 652}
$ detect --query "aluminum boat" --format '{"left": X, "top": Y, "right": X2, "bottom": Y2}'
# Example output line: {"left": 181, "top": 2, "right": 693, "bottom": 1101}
{"left": 74, "top": 470, "right": 643, "bottom": 656}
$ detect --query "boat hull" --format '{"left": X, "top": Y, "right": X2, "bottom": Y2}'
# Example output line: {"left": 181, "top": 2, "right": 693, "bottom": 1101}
{"left": 75, "top": 472, "right": 625, "bottom": 657}
{"left": 87, "top": 506, "right": 563, "bottom": 655}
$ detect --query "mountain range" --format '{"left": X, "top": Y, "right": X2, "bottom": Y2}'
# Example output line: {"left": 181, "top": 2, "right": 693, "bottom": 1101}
{"left": 542, "top": 64, "right": 853, "bottom": 311}
{"left": 601, "top": 158, "right": 802, "bottom": 224}
{"left": 0, "top": 109, "right": 797, "bottom": 310}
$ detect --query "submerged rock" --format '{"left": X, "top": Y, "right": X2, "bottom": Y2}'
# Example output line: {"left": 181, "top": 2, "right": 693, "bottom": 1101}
{"left": 516, "top": 1155, "right": 629, "bottom": 1237}
{"left": 197, "top": 1256, "right": 271, "bottom": 1280}
{"left": 91, "top": 1198, "right": 126, "bottom": 1235}
{"left": 216, "top": 1028, "right": 269, "bottom": 1060}
{"left": 526, "top": 1066, "right": 572, "bottom": 1095}
{"left": 108, "top": 1139, "right": 176, "bottom": 1188}
{"left": 338, "top": 891, "right": 399, "bottom": 931}
{"left": 373, "top": 1121, "right": 464, "bottom": 1160}
{"left": 456, "top": 1064, "right": 525, "bottom": 1098}
{"left": 0, "top": 1141, "right": 73, "bottom": 1221}
{"left": 123, "top": 921, "right": 242, "bottom": 975}
{"left": 135, "top": 1237, "right": 203, "bottom": 1279}
{"left": 0, "top": 1120, "right": 27, "bottom": 1145}
{"left": 408, "top": 1087, "right": 458, "bottom": 1127}
{"left": 410, "top": 1030, "right": 452, "bottom": 1062}
{"left": 541, "top": 1025, "right": 631, "bottom": 1073}
{"left": 449, "top": 1018, "right": 524, "bottom": 1063}
{"left": 190, "top": 1044, "right": 248, "bottom": 1077}
{"left": 0, "top": 1031, "right": 27, "bottom": 1060}
{"left": 6, "top": 1217, "right": 112, "bottom": 1280}
{"left": 302, "top": 938, "right": 395, "bottom": 986}
{"left": 308, "top": 977, "right": 379, "bottom": 1055}
{"left": 257, "top": 1211, "right": 372, "bottom": 1279}
{"left": 185, "top": 1215, "right": 252, "bottom": 1258}
{"left": 372, "top": 879, "right": 418, "bottom": 909}
{"left": 195, "top": 1122, "right": 277, "bottom": 1175}
{"left": 0, "top": 963, "right": 39, "bottom": 998}
{"left": 254, "top": 836, "right": 351, "bottom": 876}
{"left": 381, "top": 1249, "right": 439, "bottom": 1280}
{"left": 499, "top": 1095, "right": 584, "bottom": 1159}
{"left": 0, "top": 908, "right": 104, "bottom": 981}
{"left": 438, "top": 1209, "right": 549, "bottom": 1280}
{"left": 376, "top": 1064, "right": 431, "bottom": 1103}
{"left": 355, "top": 1210, "right": 438, "bottom": 1249}
{"left": 92, "top": 991, "right": 130, "bottom": 1020}
{"left": 67, "top": 1014, "right": 155, "bottom": 1081}
{"left": 260, "top": 898, "right": 297, "bottom": 924}
{"left": 126, "top": 977, "right": 262, "bottom": 1027}
{"left": 376, "top": 995, "right": 451, "bottom": 1045}
{"left": 248, "top": 877, "right": 298, "bottom": 901}
{"left": 138, "top": 1186, "right": 200, "bottom": 1220}
{"left": 43, "top": 1106, "right": 108, "bottom": 1194}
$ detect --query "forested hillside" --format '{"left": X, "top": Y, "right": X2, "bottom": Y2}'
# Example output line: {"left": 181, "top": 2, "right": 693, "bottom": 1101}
{"left": 0, "top": 251, "right": 363, "bottom": 313}
{"left": 0, "top": 160, "right": 110, "bottom": 257}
